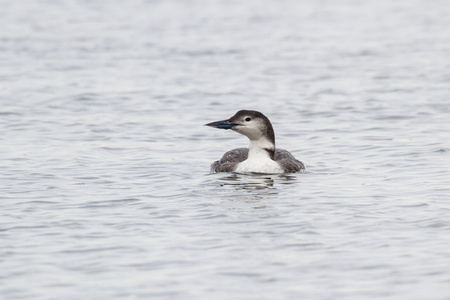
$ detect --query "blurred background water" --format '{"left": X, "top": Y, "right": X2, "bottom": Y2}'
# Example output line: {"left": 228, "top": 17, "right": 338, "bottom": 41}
{"left": 1, "top": 0, "right": 450, "bottom": 299}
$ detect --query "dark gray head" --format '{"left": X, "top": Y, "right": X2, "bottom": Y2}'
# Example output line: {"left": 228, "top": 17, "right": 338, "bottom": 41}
{"left": 205, "top": 110, "right": 276, "bottom": 145}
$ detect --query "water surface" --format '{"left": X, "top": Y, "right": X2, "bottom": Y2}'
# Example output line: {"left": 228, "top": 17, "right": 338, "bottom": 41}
{"left": 1, "top": 0, "right": 450, "bottom": 299}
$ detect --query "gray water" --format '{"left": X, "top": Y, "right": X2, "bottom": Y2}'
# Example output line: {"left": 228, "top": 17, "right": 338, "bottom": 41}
{"left": 1, "top": 0, "right": 450, "bottom": 299}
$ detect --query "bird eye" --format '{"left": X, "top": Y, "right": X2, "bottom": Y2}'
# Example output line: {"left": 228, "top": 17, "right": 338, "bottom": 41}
{"left": 245, "top": 117, "right": 251, "bottom": 122}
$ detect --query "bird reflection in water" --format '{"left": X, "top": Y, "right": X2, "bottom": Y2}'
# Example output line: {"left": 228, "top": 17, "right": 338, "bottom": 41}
{"left": 217, "top": 173, "right": 297, "bottom": 190}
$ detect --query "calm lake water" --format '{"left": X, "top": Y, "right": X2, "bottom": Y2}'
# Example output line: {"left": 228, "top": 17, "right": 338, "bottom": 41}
{"left": 1, "top": 0, "right": 450, "bottom": 299}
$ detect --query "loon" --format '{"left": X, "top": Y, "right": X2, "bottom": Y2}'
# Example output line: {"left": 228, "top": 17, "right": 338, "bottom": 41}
{"left": 205, "top": 110, "right": 305, "bottom": 174}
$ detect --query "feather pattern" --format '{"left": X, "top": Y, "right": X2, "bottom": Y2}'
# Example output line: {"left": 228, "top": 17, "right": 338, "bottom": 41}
{"left": 211, "top": 148, "right": 304, "bottom": 173}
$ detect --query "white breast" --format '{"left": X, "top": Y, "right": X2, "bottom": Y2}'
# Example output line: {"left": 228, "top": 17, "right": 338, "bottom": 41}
{"left": 233, "top": 137, "right": 284, "bottom": 174}
{"left": 234, "top": 154, "right": 283, "bottom": 174}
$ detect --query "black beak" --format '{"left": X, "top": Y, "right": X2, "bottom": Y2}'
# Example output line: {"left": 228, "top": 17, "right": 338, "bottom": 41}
{"left": 204, "top": 119, "right": 238, "bottom": 130}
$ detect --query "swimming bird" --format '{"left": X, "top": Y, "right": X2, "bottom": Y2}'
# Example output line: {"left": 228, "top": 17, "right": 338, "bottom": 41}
{"left": 205, "top": 110, "right": 305, "bottom": 174}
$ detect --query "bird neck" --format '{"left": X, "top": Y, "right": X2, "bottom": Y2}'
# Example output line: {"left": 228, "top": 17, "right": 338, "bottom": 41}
{"left": 248, "top": 138, "right": 275, "bottom": 160}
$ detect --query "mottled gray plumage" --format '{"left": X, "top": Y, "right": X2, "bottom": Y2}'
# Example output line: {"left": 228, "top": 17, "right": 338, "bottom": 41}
{"left": 210, "top": 147, "right": 305, "bottom": 173}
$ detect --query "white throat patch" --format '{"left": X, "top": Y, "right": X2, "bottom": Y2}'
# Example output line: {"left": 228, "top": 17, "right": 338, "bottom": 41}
{"left": 234, "top": 139, "right": 283, "bottom": 174}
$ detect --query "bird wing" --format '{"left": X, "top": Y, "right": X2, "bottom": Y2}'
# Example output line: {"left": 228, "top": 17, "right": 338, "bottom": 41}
{"left": 274, "top": 149, "right": 305, "bottom": 173}
{"left": 210, "top": 148, "right": 248, "bottom": 173}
